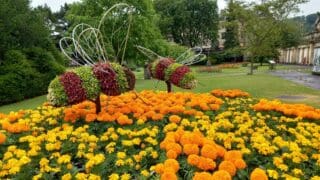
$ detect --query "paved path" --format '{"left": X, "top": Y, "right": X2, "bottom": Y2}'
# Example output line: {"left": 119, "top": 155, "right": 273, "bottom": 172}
{"left": 270, "top": 70, "right": 320, "bottom": 90}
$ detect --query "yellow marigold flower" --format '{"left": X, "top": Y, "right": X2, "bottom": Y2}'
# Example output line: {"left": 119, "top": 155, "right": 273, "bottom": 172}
{"left": 137, "top": 119, "right": 145, "bottom": 125}
{"left": 125, "top": 158, "right": 134, "bottom": 166}
{"left": 141, "top": 170, "right": 149, "bottom": 177}
{"left": 117, "top": 152, "right": 126, "bottom": 159}
{"left": 120, "top": 173, "right": 131, "bottom": 180}
{"left": 132, "top": 138, "right": 141, "bottom": 145}
{"left": 110, "top": 133, "right": 119, "bottom": 141}
{"left": 292, "top": 168, "right": 303, "bottom": 176}
{"left": 273, "top": 157, "right": 283, "bottom": 166}
{"left": 8, "top": 166, "right": 20, "bottom": 175}
{"left": 61, "top": 173, "right": 72, "bottom": 180}
{"left": 151, "top": 151, "right": 159, "bottom": 159}
{"left": 267, "top": 169, "right": 279, "bottom": 179}
{"left": 3, "top": 152, "right": 13, "bottom": 160}
{"left": 67, "top": 163, "right": 73, "bottom": 170}
{"left": 76, "top": 173, "right": 88, "bottom": 180}
{"left": 109, "top": 173, "right": 120, "bottom": 180}
{"left": 278, "top": 164, "right": 288, "bottom": 172}
{"left": 78, "top": 143, "right": 86, "bottom": 150}
{"left": 115, "top": 159, "right": 125, "bottom": 166}
{"left": 88, "top": 174, "right": 101, "bottom": 180}
{"left": 311, "top": 176, "right": 320, "bottom": 180}
{"left": 32, "top": 173, "right": 43, "bottom": 180}
{"left": 122, "top": 140, "right": 133, "bottom": 146}
{"left": 57, "top": 155, "right": 71, "bottom": 164}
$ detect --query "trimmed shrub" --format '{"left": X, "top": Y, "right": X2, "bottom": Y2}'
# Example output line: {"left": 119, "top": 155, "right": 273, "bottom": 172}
{"left": 0, "top": 50, "right": 43, "bottom": 104}
{"left": 0, "top": 49, "right": 65, "bottom": 105}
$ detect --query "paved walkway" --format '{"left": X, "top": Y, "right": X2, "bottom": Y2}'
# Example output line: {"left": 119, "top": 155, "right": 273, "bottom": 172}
{"left": 270, "top": 69, "right": 320, "bottom": 90}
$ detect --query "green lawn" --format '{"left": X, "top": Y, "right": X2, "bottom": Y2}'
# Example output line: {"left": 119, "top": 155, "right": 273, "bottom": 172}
{"left": 1, "top": 64, "right": 319, "bottom": 114}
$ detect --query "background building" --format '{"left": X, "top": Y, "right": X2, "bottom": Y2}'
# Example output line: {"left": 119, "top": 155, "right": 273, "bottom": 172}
{"left": 279, "top": 14, "right": 320, "bottom": 65}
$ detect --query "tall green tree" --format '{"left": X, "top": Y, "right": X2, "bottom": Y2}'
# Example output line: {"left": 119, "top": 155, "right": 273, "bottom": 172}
{"left": 0, "top": 0, "right": 65, "bottom": 105}
{"left": 223, "top": 0, "right": 239, "bottom": 49}
{"left": 154, "top": 0, "right": 219, "bottom": 47}
{"left": 232, "top": 0, "right": 308, "bottom": 74}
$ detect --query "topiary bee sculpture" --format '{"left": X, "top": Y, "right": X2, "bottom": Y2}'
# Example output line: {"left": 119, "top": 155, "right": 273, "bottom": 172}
{"left": 47, "top": 3, "right": 135, "bottom": 113}
{"left": 137, "top": 46, "right": 206, "bottom": 92}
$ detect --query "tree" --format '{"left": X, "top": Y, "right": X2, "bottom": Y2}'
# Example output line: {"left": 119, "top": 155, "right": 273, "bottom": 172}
{"left": 223, "top": 0, "right": 239, "bottom": 49}
{"left": 232, "top": 0, "right": 308, "bottom": 74}
{"left": 0, "top": 0, "right": 65, "bottom": 105}
{"left": 154, "top": 0, "right": 219, "bottom": 47}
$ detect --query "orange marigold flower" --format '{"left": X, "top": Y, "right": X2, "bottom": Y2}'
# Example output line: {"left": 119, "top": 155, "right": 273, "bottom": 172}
{"left": 116, "top": 115, "right": 133, "bottom": 125}
{"left": 219, "top": 161, "right": 236, "bottom": 176}
{"left": 183, "top": 144, "right": 199, "bottom": 155}
{"left": 201, "top": 145, "right": 218, "bottom": 160}
{"left": 161, "top": 172, "right": 178, "bottom": 180}
{"left": 166, "top": 150, "right": 178, "bottom": 159}
{"left": 85, "top": 113, "right": 97, "bottom": 122}
{"left": 166, "top": 143, "right": 182, "bottom": 155}
{"left": 164, "top": 159, "right": 180, "bottom": 173}
{"left": 180, "top": 133, "right": 193, "bottom": 145}
{"left": 187, "top": 154, "right": 200, "bottom": 166}
{"left": 209, "top": 104, "right": 220, "bottom": 110}
{"left": 234, "top": 159, "right": 247, "bottom": 169}
{"left": 155, "top": 163, "right": 165, "bottom": 174}
{"left": 193, "top": 172, "right": 213, "bottom": 180}
{"left": 212, "top": 170, "right": 232, "bottom": 180}
{"left": 224, "top": 150, "right": 242, "bottom": 163}
{"left": 169, "top": 115, "right": 181, "bottom": 124}
{"left": 216, "top": 145, "right": 227, "bottom": 157}
{"left": 197, "top": 157, "right": 216, "bottom": 171}
{"left": 180, "top": 132, "right": 203, "bottom": 146}
{"left": 0, "top": 133, "right": 6, "bottom": 144}
{"left": 250, "top": 168, "right": 268, "bottom": 180}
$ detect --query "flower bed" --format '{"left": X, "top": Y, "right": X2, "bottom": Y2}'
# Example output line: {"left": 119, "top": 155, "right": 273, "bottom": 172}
{"left": 0, "top": 90, "right": 319, "bottom": 180}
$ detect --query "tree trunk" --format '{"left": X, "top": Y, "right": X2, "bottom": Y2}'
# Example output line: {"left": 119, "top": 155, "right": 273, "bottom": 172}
{"left": 248, "top": 60, "right": 254, "bottom": 75}
{"left": 95, "top": 95, "right": 101, "bottom": 114}
{"left": 166, "top": 81, "right": 172, "bottom": 93}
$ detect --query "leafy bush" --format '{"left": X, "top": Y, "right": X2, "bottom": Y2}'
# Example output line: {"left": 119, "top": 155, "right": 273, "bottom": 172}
{"left": 0, "top": 49, "right": 65, "bottom": 105}
{"left": 0, "top": 50, "right": 43, "bottom": 104}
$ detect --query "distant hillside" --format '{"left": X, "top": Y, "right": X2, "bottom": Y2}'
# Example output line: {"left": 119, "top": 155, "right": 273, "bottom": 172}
{"left": 292, "top": 13, "right": 318, "bottom": 33}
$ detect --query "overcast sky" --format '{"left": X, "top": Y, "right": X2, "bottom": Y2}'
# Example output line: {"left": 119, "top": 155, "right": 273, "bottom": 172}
{"left": 31, "top": 0, "right": 319, "bottom": 16}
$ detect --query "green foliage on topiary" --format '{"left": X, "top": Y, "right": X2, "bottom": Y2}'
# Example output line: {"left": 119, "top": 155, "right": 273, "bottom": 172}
{"left": 72, "top": 66, "right": 100, "bottom": 100}
{"left": 150, "top": 60, "right": 160, "bottom": 78}
{"left": 179, "top": 72, "right": 196, "bottom": 89}
{"left": 110, "top": 63, "right": 129, "bottom": 93}
{"left": 164, "top": 63, "right": 182, "bottom": 81}
{"left": 47, "top": 77, "right": 68, "bottom": 106}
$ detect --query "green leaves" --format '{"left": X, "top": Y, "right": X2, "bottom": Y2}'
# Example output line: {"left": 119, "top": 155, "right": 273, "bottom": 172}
{"left": 72, "top": 66, "right": 100, "bottom": 100}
